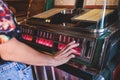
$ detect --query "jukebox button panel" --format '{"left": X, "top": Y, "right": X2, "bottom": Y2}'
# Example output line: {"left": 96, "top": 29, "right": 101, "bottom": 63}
{"left": 20, "top": 26, "right": 34, "bottom": 42}
{"left": 56, "top": 34, "right": 96, "bottom": 63}
{"left": 20, "top": 25, "right": 96, "bottom": 64}
{"left": 36, "top": 30, "right": 54, "bottom": 48}
{"left": 57, "top": 34, "right": 82, "bottom": 56}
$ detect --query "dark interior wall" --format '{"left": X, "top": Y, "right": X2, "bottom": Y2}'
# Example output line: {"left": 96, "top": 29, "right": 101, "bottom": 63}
{"left": 5, "top": 0, "right": 29, "bottom": 17}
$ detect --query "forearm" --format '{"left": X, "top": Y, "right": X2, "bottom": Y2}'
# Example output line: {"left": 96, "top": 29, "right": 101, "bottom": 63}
{"left": 0, "top": 37, "right": 79, "bottom": 66}
{"left": 0, "top": 38, "right": 55, "bottom": 66}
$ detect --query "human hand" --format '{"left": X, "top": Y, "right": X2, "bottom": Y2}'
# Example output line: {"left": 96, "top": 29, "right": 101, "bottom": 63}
{"left": 52, "top": 41, "right": 79, "bottom": 66}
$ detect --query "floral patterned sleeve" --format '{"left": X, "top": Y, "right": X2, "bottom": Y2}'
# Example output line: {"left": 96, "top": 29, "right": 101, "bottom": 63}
{"left": 0, "top": 0, "right": 18, "bottom": 44}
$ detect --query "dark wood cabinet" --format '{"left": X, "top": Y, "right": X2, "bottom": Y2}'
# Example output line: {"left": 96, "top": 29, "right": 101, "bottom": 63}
{"left": 5, "top": 0, "right": 45, "bottom": 22}
{"left": 29, "top": 0, "right": 46, "bottom": 17}
{"left": 5, "top": 0, "right": 29, "bottom": 16}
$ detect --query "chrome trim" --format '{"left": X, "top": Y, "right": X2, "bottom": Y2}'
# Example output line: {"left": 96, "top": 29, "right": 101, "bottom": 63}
{"left": 33, "top": 66, "right": 40, "bottom": 80}
{"left": 43, "top": 66, "right": 48, "bottom": 80}
{"left": 81, "top": 38, "right": 96, "bottom": 63}
{"left": 99, "top": 37, "right": 109, "bottom": 70}
{"left": 60, "top": 9, "right": 74, "bottom": 14}
{"left": 51, "top": 67, "right": 56, "bottom": 80}
{"left": 97, "top": 75, "right": 105, "bottom": 80}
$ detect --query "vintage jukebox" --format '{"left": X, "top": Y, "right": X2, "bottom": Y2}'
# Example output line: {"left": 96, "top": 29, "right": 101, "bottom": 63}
{"left": 16, "top": 0, "right": 120, "bottom": 80}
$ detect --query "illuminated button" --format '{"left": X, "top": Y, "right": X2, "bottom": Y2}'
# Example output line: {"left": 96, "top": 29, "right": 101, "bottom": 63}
{"left": 49, "top": 40, "right": 53, "bottom": 47}
{"left": 73, "top": 47, "right": 82, "bottom": 56}
{"left": 38, "top": 38, "right": 43, "bottom": 44}
{"left": 58, "top": 43, "right": 66, "bottom": 50}
{"left": 29, "top": 35, "right": 33, "bottom": 41}
{"left": 45, "top": 40, "right": 49, "bottom": 46}
{"left": 44, "top": 39, "right": 52, "bottom": 47}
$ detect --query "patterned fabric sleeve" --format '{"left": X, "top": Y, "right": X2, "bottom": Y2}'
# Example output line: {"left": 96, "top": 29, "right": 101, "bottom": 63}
{"left": 0, "top": 0, "right": 17, "bottom": 44}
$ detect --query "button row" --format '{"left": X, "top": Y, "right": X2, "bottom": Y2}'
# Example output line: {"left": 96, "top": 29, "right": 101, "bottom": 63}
{"left": 21, "top": 28, "right": 33, "bottom": 34}
{"left": 21, "top": 28, "right": 33, "bottom": 41}
{"left": 58, "top": 43, "right": 82, "bottom": 56}
{"left": 59, "top": 34, "right": 82, "bottom": 44}
{"left": 36, "top": 38, "right": 53, "bottom": 47}
{"left": 37, "top": 31, "right": 53, "bottom": 39}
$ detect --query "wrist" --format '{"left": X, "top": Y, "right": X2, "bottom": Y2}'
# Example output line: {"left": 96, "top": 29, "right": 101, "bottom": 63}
{"left": 47, "top": 55, "right": 57, "bottom": 66}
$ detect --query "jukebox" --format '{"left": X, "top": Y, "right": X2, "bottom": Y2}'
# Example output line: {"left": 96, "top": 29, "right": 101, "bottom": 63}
{"left": 16, "top": 0, "right": 120, "bottom": 80}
